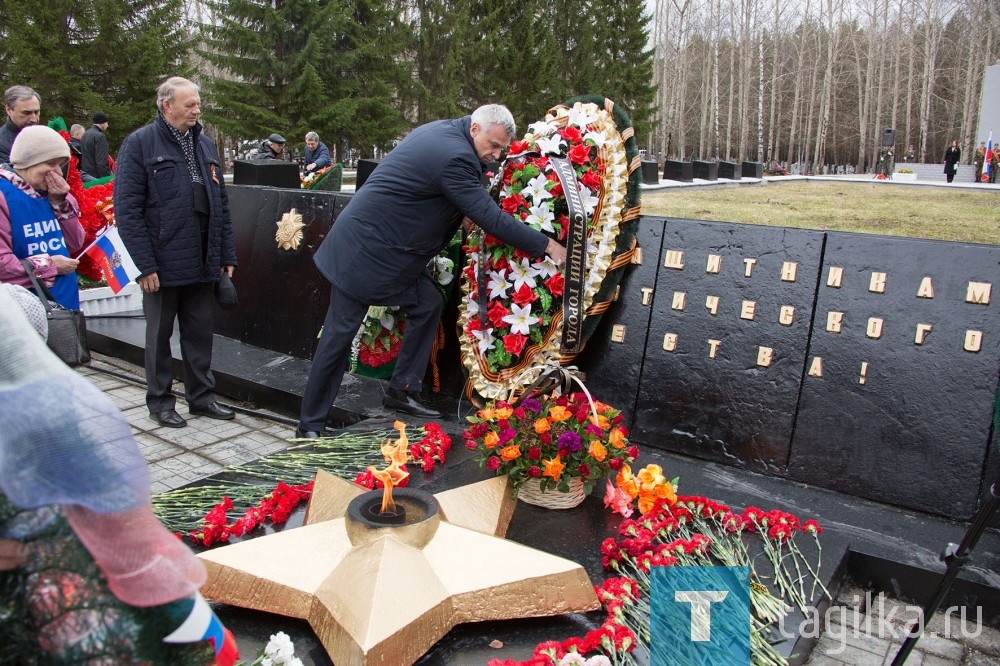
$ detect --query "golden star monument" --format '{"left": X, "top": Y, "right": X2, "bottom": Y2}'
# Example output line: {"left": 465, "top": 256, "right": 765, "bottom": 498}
{"left": 198, "top": 471, "right": 600, "bottom": 665}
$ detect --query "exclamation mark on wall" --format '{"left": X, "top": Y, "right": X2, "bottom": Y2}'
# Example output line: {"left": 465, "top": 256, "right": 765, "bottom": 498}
{"left": 859, "top": 362, "right": 869, "bottom": 385}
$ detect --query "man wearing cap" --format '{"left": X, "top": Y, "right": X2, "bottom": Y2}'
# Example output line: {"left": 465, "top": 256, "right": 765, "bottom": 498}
{"left": 0, "top": 86, "right": 41, "bottom": 166}
{"left": 258, "top": 133, "right": 286, "bottom": 160}
{"left": 81, "top": 112, "right": 111, "bottom": 179}
{"left": 0, "top": 125, "right": 84, "bottom": 310}
{"left": 115, "top": 76, "right": 238, "bottom": 429}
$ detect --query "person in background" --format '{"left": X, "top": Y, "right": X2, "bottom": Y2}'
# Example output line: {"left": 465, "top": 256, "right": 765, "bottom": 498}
{"left": 0, "top": 125, "right": 83, "bottom": 309}
{"left": 115, "top": 76, "right": 238, "bottom": 429}
{"left": 973, "top": 142, "right": 985, "bottom": 183}
{"left": 69, "top": 124, "right": 96, "bottom": 183}
{"left": 257, "top": 133, "right": 286, "bottom": 160}
{"left": 303, "top": 131, "right": 331, "bottom": 173}
{"left": 0, "top": 285, "right": 239, "bottom": 665}
{"left": 81, "top": 111, "right": 112, "bottom": 178}
{"left": 0, "top": 86, "right": 41, "bottom": 165}
{"left": 295, "top": 104, "right": 566, "bottom": 438}
{"left": 943, "top": 140, "right": 960, "bottom": 184}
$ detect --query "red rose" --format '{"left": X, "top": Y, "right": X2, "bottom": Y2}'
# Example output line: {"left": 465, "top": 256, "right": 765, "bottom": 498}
{"left": 486, "top": 456, "right": 502, "bottom": 471}
{"left": 527, "top": 446, "right": 542, "bottom": 460}
{"left": 544, "top": 272, "right": 564, "bottom": 297}
{"left": 503, "top": 332, "right": 527, "bottom": 355}
{"left": 580, "top": 169, "right": 602, "bottom": 192}
{"left": 509, "top": 139, "right": 530, "bottom": 155}
{"left": 511, "top": 282, "right": 537, "bottom": 306}
{"left": 577, "top": 463, "right": 591, "bottom": 478}
{"left": 546, "top": 173, "right": 564, "bottom": 197}
{"left": 560, "top": 125, "right": 583, "bottom": 143}
{"left": 501, "top": 193, "right": 526, "bottom": 214}
{"left": 540, "top": 432, "right": 552, "bottom": 445}
{"left": 557, "top": 214, "right": 570, "bottom": 240}
{"left": 568, "top": 143, "right": 591, "bottom": 165}
{"left": 487, "top": 301, "right": 510, "bottom": 328}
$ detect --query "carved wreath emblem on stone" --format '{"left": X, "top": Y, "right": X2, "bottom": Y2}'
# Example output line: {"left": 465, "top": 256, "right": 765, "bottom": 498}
{"left": 275, "top": 208, "right": 305, "bottom": 251}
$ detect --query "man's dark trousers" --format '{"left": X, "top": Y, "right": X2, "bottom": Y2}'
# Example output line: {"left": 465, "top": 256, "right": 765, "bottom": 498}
{"left": 299, "top": 272, "right": 443, "bottom": 432}
{"left": 143, "top": 283, "right": 216, "bottom": 412}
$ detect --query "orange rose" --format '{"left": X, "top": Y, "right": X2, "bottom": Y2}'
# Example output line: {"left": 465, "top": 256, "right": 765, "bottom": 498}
{"left": 542, "top": 455, "right": 565, "bottom": 480}
{"left": 548, "top": 405, "right": 572, "bottom": 422}
{"left": 484, "top": 431, "right": 500, "bottom": 449}
{"left": 495, "top": 406, "right": 513, "bottom": 420}
{"left": 501, "top": 444, "right": 521, "bottom": 461}
{"left": 609, "top": 427, "right": 627, "bottom": 449}
{"left": 588, "top": 440, "right": 607, "bottom": 462}
{"left": 533, "top": 418, "right": 551, "bottom": 434}
{"left": 589, "top": 413, "right": 610, "bottom": 430}
{"left": 478, "top": 407, "right": 495, "bottom": 421}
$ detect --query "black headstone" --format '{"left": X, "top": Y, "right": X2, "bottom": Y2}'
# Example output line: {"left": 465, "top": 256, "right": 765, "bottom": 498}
{"left": 786, "top": 234, "right": 1000, "bottom": 520}
{"left": 718, "top": 161, "right": 741, "bottom": 180}
{"left": 232, "top": 160, "right": 301, "bottom": 189}
{"left": 217, "top": 186, "right": 351, "bottom": 358}
{"left": 663, "top": 160, "right": 693, "bottom": 182}
{"left": 692, "top": 160, "right": 719, "bottom": 181}
{"left": 356, "top": 159, "right": 380, "bottom": 190}
{"left": 632, "top": 218, "right": 825, "bottom": 473}
{"left": 741, "top": 161, "right": 764, "bottom": 178}
{"left": 640, "top": 160, "right": 660, "bottom": 185}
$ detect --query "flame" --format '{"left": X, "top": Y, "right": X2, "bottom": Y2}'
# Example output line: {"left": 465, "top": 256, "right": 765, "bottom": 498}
{"left": 368, "top": 420, "right": 410, "bottom": 514}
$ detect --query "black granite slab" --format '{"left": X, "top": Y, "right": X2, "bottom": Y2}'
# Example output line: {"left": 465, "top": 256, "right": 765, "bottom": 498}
{"left": 692, "top": 160, "right": 719, "bottom": 181}
{"left": 632, "top": 218, "right": 825, "bottom": 473}
{"left": 640, "top": 160, "right": 660, "bottom": 185}
{"left": 718, "top": 161, "right": 741, "bottom": 180}
{"left": 742, "top": 161, "right": 764, "bottom": 178}
{"left": 786, "top": 233, "right": 1000, "bottom": 520}
{"left": 663, "top": 160, "right": 693, "bottom": 182}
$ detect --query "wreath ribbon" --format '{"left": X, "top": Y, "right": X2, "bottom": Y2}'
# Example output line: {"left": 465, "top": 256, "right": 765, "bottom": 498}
{"left": 548, "top": 156, "right": 588, "bottom": 355}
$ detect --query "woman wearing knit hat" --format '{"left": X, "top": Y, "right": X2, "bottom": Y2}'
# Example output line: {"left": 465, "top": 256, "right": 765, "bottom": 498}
{"left": 0, "top": 124, "right": 84, "bottom": 309}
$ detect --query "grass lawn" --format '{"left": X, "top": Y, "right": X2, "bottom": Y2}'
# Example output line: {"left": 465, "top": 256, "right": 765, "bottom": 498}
{"left": 640, "top": 181, "right": 1000, "bottom": 245}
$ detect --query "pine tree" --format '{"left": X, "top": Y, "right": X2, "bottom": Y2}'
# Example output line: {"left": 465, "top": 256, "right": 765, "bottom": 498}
{"left": 199, "top": 0, "right": 410, "bottom": 161}
{"left": 0, "top": 0, "right": 188, "bottom": 145}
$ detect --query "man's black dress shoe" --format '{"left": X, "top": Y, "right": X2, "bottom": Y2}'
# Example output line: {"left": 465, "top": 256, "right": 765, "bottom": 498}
{"left": 151, "top": 409, "right": 187, "bottom": 428}
{"left": 189, "top": 402, "right": 235, "bottom": 420}
{"left": 294, "top": 427, "right": 320, "bottom": 439}
{"left": 383, "top": 388, "right": 442, "bottom": 419}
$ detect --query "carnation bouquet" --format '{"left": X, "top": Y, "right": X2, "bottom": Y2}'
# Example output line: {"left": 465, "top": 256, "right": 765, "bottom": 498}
{"left": 460, "top": 97, "right": 641, "bottom": 402}
{"left": 463, "top": 391, "right": 638, "bottom": 501}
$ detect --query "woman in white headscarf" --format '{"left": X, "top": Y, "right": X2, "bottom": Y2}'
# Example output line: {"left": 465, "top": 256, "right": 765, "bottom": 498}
{"left": 0, "top": 285, "right": 239, "bottom": 664}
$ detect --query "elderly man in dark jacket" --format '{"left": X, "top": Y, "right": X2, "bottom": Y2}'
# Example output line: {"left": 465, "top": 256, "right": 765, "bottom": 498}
{"left": 303, "top": 132, "right": 331, "bottom": 173}
{"left": 0, "top": 86, "right": 41, "bottom": 165}
{"left": 296, "top": 104, "right": 566, "bottom": 438}
{"left": 115, "top": 76, "right": 238, "bottom": 429}
{"left": 80, "top": 112, "right": 112, "bottom": 178}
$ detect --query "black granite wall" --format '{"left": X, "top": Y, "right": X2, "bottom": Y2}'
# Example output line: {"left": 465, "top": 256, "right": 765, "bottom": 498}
{"left": 218, "top": 187, "right": 1000, "bottom": 520}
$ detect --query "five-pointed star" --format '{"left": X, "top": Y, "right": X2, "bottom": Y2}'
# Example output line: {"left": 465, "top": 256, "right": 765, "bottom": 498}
{"left": 198, "top": 473, "right": 599, "bottom": 665}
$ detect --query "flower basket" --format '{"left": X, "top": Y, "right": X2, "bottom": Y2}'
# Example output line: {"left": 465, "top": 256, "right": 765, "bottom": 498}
{"left": 463, "top": 390, "right": 638, "bottom": 505}
{"left": 517, "top": 476, "right": 585, "bottom": 509}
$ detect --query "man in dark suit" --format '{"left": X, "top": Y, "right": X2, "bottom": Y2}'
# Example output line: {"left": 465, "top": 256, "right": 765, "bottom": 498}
{"left": 116, "top": 77, "right": 238, "bottom": 428}
{"left": 296, "top": 104, "right": 566, "bottom": 438}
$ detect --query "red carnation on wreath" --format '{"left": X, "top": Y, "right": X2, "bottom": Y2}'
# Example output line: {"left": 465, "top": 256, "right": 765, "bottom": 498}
{"left": 63, "top": 142, "right": 114, "bottom": 283}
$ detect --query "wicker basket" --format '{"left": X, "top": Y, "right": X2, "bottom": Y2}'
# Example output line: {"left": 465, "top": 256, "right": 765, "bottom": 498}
{"left": 517, "top": 477, "right": 586, "bottom": 509}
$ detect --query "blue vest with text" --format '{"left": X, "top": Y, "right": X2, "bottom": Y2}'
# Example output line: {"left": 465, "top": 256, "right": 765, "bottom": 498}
{"left": 0, "top": 179, "right": 80, "bottom": 309}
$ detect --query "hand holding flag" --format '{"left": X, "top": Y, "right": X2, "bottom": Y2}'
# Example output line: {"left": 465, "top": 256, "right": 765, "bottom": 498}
{"left": 82, "top": 226, "right": 140, "bottom": 294}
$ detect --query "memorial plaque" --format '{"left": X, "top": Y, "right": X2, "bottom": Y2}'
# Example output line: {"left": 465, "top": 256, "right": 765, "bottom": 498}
{"left": 787, "top": 234, "right": 1000, "bottom": 520}
{"left": 573, "top": 218, "right": 665, "bottom": 427}
{"left": 692, "top": 160, "right": 718, "bottom": 181}
{"left": 217, "top": 186, "right": 350, "bottom": 358}
{"left": 633, "top": 218, "right": 824, "bottom": 472}
{"left": 663, "top": 160, "right": 693, "bottom": 182}
{"left": 718, "top": 161, "right": 741, "bottom": 180}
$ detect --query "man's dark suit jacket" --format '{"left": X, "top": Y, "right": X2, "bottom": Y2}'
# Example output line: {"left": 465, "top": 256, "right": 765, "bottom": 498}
{"left": 312, "top": 116, "right": 549, "bottom": 307}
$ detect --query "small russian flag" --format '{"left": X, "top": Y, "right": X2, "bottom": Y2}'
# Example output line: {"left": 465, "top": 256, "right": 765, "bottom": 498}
{"left": 83, "top": 226, "right": 140, "bottom": 294}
